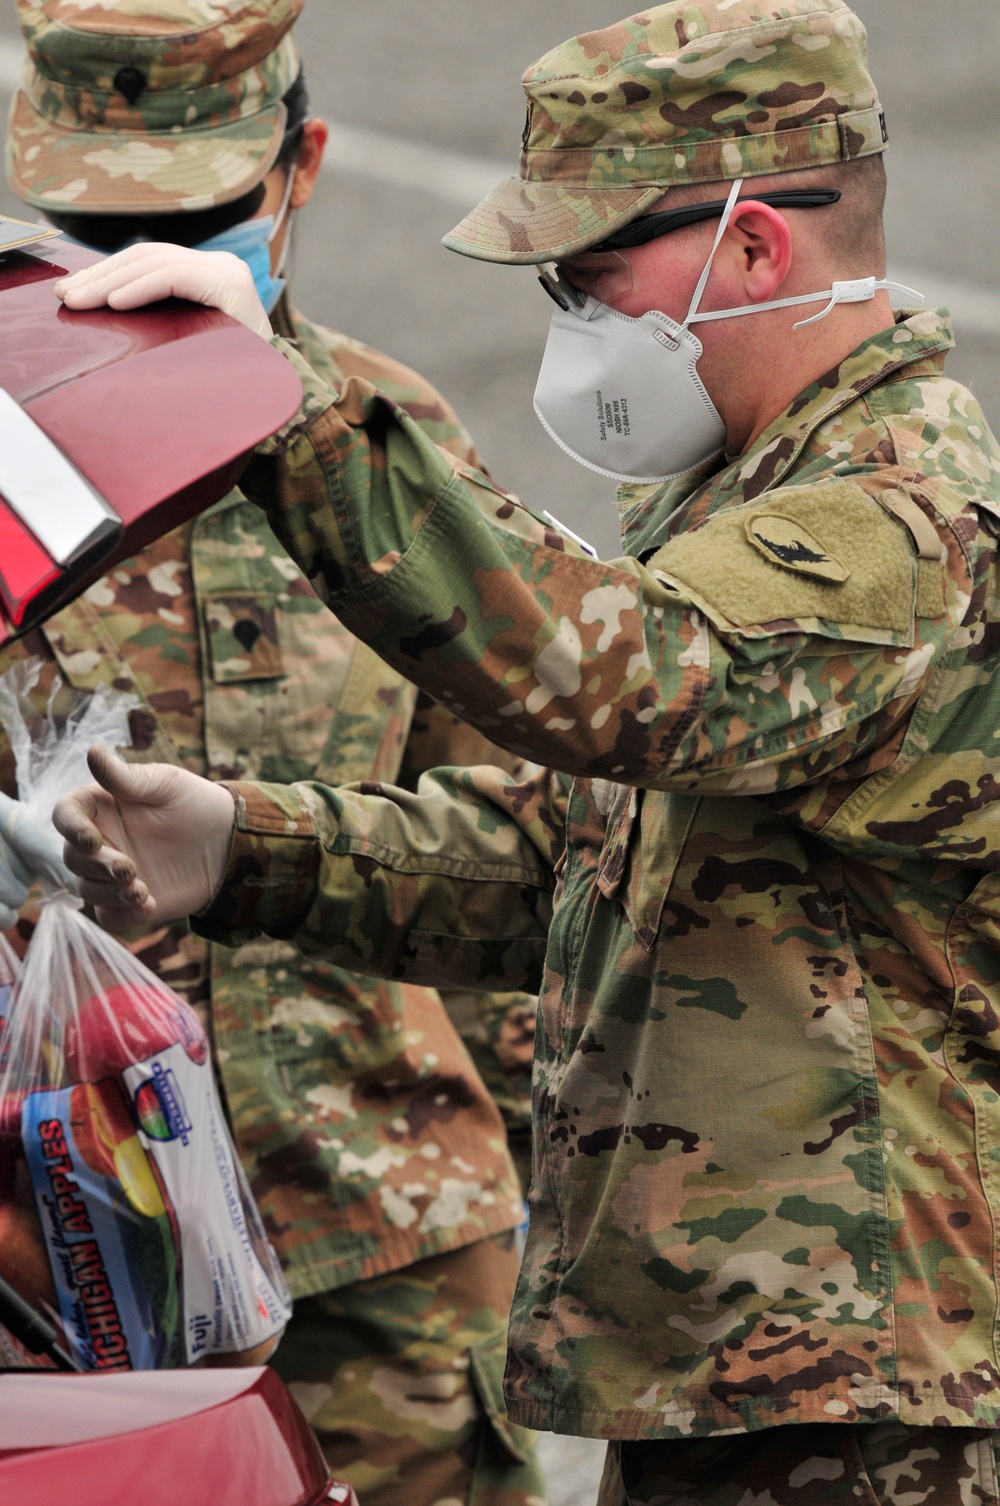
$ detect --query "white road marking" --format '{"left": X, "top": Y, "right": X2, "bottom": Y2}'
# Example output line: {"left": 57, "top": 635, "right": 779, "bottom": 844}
{"left": 1, "top": 39, "right": 997, "bottom": 341}
{"left": 322, "top": 120, "right": 509, "bottom": 210}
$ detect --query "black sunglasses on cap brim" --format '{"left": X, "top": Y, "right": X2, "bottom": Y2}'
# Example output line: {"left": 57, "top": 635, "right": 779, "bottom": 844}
{"left": 538, "top": 186, "right": 843, "bottom": 311}
{"left": 588, "top": 186, "right": 842, "bottom": 253}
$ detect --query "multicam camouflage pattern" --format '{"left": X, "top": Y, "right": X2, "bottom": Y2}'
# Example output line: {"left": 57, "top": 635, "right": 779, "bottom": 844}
{"left": 0, "top": 298, "right": 535, "bottom": 1303}
{"left": 7, "top": 0, "right": 302, "bottom": 213}
{"left": 444, "top": 0, "right": 887, "bottom": 264}
{"left": 599, "top": 1425, "right": 1000, "bottom": 1504}
{"left": 274, "top": 1234, "right": 546, "bottom": 1506}
{"left": 440, "top": 990, "right": 534, "bottom": 1190}
{"left": 399, "top": 698, "right": 537, "bottom": 1187}
{"left": 202, "top": 303, "right": 1000, "bottom": 1443}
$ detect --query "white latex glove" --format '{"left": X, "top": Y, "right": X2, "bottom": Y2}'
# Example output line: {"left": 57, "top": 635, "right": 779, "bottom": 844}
{"left": 54, "top": 243, "right": 273, "bottom": 339}
{"left": 53, "top": 746, "right": 236, "bottom": 932}
{"left": 0, "top": 790, "right": 77, "bottom": 929}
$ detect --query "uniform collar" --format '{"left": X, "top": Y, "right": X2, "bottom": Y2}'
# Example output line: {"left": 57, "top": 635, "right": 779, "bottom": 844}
{"left": 269, "top": 288, "right": 298, "bottom": 343}
{"left": 620, "top": 307, "right": 955, "bottom": 559}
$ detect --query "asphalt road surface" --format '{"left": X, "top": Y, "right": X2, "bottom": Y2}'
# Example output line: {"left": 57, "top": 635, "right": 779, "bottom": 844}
{"left": 0, "top": 5, "right": 997, "bottom": 1500}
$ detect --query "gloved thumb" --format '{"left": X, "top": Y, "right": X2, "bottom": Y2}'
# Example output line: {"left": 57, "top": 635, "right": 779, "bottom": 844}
{"left": 86, "top": 745, "right": 174, "bottom": 808}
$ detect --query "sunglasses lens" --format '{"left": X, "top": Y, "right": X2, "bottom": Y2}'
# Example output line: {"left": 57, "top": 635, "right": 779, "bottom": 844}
{"left": 553, "top": 250, "right": 634, "bottom": 304}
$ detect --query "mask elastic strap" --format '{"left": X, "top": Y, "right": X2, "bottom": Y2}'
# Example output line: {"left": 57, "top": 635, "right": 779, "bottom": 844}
{"left": 683, "top": 177, "right": 744, "bottom": 327}
{"left": 688, "top": 276, "right": 924, "bottom": 329}
{"left": 269, "top": 165, "right": 297, "bottom": 276}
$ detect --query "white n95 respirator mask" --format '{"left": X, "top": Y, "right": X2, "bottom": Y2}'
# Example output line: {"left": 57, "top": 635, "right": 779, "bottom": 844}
{"left": 533, "top": 295, "right": 724, "bottom": 486}
{"left": 532, "top": 177, "right": 920, "bottom": 486}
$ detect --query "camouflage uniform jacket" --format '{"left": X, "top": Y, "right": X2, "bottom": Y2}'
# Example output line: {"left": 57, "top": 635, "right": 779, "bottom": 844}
{"left": 197, "top": 306, "right": 1000, "bottom": 1442}
{"left": 0, "top": 298, "right": 529, "bottom": 1300}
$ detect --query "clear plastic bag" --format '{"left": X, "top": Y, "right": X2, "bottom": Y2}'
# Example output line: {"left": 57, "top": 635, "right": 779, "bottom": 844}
{"left": 0, "top": 661, "right": 290, "bottom": 1370}
{"left": 0, "top": 660, "right": 138, "bottom": 839}
{"left": 0, "top": 929, "right": 22, "bottom": 1054}
{"left": 0, "top": 932, "right": 43, "bottom": 1369}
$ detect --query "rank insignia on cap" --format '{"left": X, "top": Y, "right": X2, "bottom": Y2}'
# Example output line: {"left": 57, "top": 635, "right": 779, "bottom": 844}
{"left": 744, "top": 513, "right": 851, "bottom": 583}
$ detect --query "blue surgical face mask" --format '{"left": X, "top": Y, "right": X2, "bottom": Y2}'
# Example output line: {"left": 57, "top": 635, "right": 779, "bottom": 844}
{"left": 191, "top": 167, "right": 297, "bottom": 314}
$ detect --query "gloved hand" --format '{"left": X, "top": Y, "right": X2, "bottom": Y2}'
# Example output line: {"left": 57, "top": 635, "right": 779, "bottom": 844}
{"left": 0, "top": 790, "right": 76, "bottom": 929}
{"left": 54, "top": 243, "right": 273, "bottom": 339}
{"left": 53, "top": 746, "right": 237, "bottom": 932}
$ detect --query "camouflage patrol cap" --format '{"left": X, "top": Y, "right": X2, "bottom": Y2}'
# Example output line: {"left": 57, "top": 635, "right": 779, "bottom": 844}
{"left": 6, "top": 0, "right": 303, "bottom": 216}
{"left": 444, "top": 0, "right": 887, "bottom": 265}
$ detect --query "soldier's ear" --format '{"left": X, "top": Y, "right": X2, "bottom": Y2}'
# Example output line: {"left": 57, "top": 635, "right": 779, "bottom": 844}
{"left": 290, "top": 119, "right": 328, "bottom": 212}
{"left": 724, "top": 202, "right": 793, "bottom": 302}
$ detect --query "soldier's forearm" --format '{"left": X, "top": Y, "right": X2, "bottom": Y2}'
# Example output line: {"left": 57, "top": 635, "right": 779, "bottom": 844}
{"left": 194, "top": 765, "right": 563, "bottom": 991}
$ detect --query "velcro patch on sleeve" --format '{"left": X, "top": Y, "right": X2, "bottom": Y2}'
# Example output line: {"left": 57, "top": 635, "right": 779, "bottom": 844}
{"left": 649, "top": 480, "right": 917, "bottom": 640}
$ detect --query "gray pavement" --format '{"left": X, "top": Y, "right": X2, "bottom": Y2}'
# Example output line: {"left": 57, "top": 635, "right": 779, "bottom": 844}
{"left": 1, "top": 5, "right": 997, "bottom": 1501}
{"left": 537, "top": 1431, "right": 610, "bottom": 1506}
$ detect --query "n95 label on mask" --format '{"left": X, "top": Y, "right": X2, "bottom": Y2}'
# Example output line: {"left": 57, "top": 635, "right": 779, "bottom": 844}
{"left": 596, "top": 391, "right": 631, "bottom": 443}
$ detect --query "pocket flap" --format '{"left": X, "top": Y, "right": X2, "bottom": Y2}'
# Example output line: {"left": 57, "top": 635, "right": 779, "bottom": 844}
{"left": 599, "top": 788, "right": 701, "bottom": 951}
{"left": 596, "top": 783, "right": 638, "bottom": 901}
{"left": 204, "top": 594, "right": 283, "bottom": 682}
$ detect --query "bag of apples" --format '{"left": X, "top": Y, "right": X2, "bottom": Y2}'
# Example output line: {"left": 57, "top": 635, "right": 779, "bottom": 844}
{"left": 0, "top": 662, "right": 290, "bottom": 1372}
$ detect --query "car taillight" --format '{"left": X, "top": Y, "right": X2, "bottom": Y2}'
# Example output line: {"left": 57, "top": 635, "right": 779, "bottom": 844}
{"left": 0, "top": 388, "right": 121, "bottom": 626}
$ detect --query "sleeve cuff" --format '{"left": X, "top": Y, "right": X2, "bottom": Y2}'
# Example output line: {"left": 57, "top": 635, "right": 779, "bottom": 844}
{"left": 253, "top": 337, "right": 343, "bottom": 455}
{"left": 192, "top": 780, "right": 321, "bottom": 945}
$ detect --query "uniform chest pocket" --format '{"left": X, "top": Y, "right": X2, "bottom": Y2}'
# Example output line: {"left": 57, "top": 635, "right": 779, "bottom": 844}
{"left": 204, "top": 594, "right": 284, "bottom": 683}
{"left": 596, "top": 782, "right": 700, "bottom": 951}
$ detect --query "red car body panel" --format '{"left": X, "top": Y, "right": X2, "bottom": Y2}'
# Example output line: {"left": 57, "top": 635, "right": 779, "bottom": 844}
{"left": 0, "top": 235, "right": 302, "bottom": 638}
{"left": 0, "top": 1367, "right": 356, "bottom": 1506}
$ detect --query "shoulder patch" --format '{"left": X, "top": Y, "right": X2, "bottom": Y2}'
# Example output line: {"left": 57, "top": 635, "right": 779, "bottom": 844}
{"left": 744, "top": 513, "right": 850, "bottom": 582}
{"left": 649, "top": 479, "right": 917, "bottom": 642}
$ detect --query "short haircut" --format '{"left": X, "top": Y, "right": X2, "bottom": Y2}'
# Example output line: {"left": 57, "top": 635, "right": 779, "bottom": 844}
{"left": 761, "top": 155, "right": 887, "bottom": 275}
{"left": 651, "top": 154, "right": 888, "bottom": 276}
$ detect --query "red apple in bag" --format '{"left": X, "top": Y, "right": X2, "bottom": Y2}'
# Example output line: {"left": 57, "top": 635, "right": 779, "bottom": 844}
{"left": 63, "top": 983, "right": 208, "bottom": 1083}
